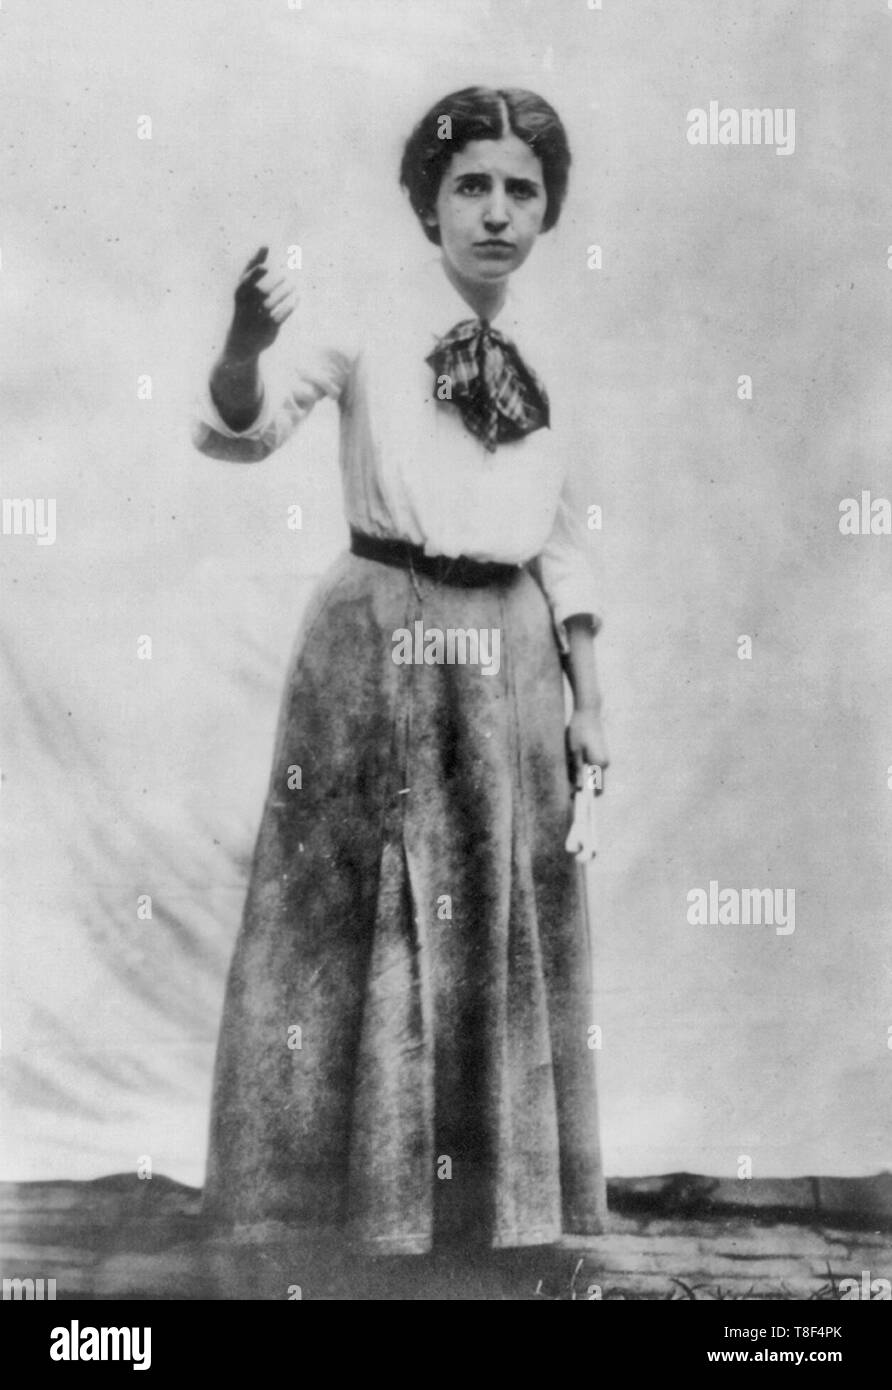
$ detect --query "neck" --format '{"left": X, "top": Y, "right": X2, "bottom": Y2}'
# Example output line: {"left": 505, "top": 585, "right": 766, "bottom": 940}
{"left": 441, "top": 255, "right": 507, "bottom": 322}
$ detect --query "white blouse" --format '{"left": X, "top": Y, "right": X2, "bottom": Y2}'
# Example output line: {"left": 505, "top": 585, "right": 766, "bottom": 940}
{"left": 193, "top": 257, "right": 601, "bottom": 634}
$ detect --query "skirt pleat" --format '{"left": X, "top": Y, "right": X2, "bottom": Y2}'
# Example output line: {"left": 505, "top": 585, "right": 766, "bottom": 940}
{"left": 203, "top": 550, "right": 606, "bottom": 1252}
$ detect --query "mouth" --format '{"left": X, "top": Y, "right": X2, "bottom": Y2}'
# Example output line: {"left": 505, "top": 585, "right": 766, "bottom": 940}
{"left": 474, "top": 240, "right": 516, "bottom": 254}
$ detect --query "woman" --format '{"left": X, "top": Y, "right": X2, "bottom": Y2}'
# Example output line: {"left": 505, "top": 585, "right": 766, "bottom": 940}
{"left": 194, "top": 86, "right": 609, "bottom": 1255}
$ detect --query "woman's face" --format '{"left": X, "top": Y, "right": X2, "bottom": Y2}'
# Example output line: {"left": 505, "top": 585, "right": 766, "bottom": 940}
{"left": 427, "top": 133, "right": 548, "bottom": 287}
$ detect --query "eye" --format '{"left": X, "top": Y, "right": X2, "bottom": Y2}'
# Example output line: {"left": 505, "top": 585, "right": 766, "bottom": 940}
{"left": 508, "top": 181, "right": 539, "bottom": 201}
{"left": 455, "top": 175, "right": 489, "bottom": 196}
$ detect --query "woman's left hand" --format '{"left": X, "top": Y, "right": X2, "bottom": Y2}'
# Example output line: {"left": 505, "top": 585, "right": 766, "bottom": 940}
{"left": 566, "top": 707, "right": 610, "bottom": 792}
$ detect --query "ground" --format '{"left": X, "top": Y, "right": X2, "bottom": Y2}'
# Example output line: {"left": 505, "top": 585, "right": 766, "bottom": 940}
{"left": 2, "top": 1174, "right": 890, "bottom": 1301}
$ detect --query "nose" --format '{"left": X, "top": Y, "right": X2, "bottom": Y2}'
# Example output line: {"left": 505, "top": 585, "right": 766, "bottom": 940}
{"left": 483, "top": 185, "right": 510, "bottom": 233}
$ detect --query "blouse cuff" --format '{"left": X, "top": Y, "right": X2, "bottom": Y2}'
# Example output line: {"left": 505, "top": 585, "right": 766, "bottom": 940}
{"left": 195, "top": 377, "right": 276, "bottom": 441}
{"left": 550, "top": 593, "right": 604, "bottom": 655}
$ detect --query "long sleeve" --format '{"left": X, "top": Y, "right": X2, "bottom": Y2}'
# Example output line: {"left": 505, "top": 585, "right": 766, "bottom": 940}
{"left": 531, "top": 478, "right": 603, "bottom": 646}
{"left": 192, "top": 341, "right": 356, "bottom": 463}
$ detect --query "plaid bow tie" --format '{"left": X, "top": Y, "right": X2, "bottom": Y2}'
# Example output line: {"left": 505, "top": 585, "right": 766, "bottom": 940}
{"left": 426, "top": 319, "right": 550, "bottom": 453}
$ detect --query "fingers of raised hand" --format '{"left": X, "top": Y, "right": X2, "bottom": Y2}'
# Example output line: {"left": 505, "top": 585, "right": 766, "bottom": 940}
{"left": 270, "top": 293, "right": 298, "bottom": 325}
{"left": 264, "top": 282, "right": 293, "bottom": 312}
{"left": 235, "top": 268, "right": 266, "bottom": 307}
{"left": 236, "top": 265, "right": 282, "bottom": 296}
{"left": 243, "top": 245, "right": 268, "bottom": 273}
{"left": 235, "top": 271, "right": 297, "bottom": 327}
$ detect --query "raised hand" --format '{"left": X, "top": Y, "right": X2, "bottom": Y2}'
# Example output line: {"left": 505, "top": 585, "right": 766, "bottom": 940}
{"left": 227, "top": 246, "right": 298, "bottom": 359}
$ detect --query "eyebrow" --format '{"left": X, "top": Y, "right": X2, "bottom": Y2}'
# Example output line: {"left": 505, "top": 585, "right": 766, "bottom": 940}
{"left": 451, "top": 172, "right": 542, "bottom": 190}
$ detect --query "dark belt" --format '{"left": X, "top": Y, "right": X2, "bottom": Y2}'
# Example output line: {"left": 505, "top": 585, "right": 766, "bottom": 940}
{"left": 349, "top": 527, "right": 521, "bottom": 588}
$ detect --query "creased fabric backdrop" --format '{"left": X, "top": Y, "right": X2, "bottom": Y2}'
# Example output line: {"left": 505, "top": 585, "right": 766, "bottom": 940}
{"left": 2, "top": 0, "right": 891, "bottom": 1186}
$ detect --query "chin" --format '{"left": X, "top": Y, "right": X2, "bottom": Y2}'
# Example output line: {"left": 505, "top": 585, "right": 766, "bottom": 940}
{"left": 467, "top": 260, "right": 514, "bottom": 282}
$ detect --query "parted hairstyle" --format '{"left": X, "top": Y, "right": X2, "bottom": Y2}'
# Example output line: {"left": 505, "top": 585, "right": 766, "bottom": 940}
{"left": 400, "top": 86, "right": 572, "bottom": 246}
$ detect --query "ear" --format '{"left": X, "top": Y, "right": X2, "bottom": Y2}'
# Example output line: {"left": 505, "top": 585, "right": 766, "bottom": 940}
{"left": 422, "top": 206, "right": 439, "bottom": 230}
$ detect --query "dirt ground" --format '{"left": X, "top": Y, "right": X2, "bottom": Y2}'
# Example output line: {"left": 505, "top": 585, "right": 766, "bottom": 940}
{"left": 2, "top": 1174, "right": 890, "bottom": 1301}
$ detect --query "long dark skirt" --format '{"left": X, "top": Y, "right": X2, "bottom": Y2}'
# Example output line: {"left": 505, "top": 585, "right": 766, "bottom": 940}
{"left": 202, "top": 550, "right": 606, "bottom": 1254}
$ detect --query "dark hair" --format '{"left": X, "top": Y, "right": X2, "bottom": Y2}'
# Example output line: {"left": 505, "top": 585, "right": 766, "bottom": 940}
{"left": 399, "top": 86, "right": 571, "bottom": 245}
